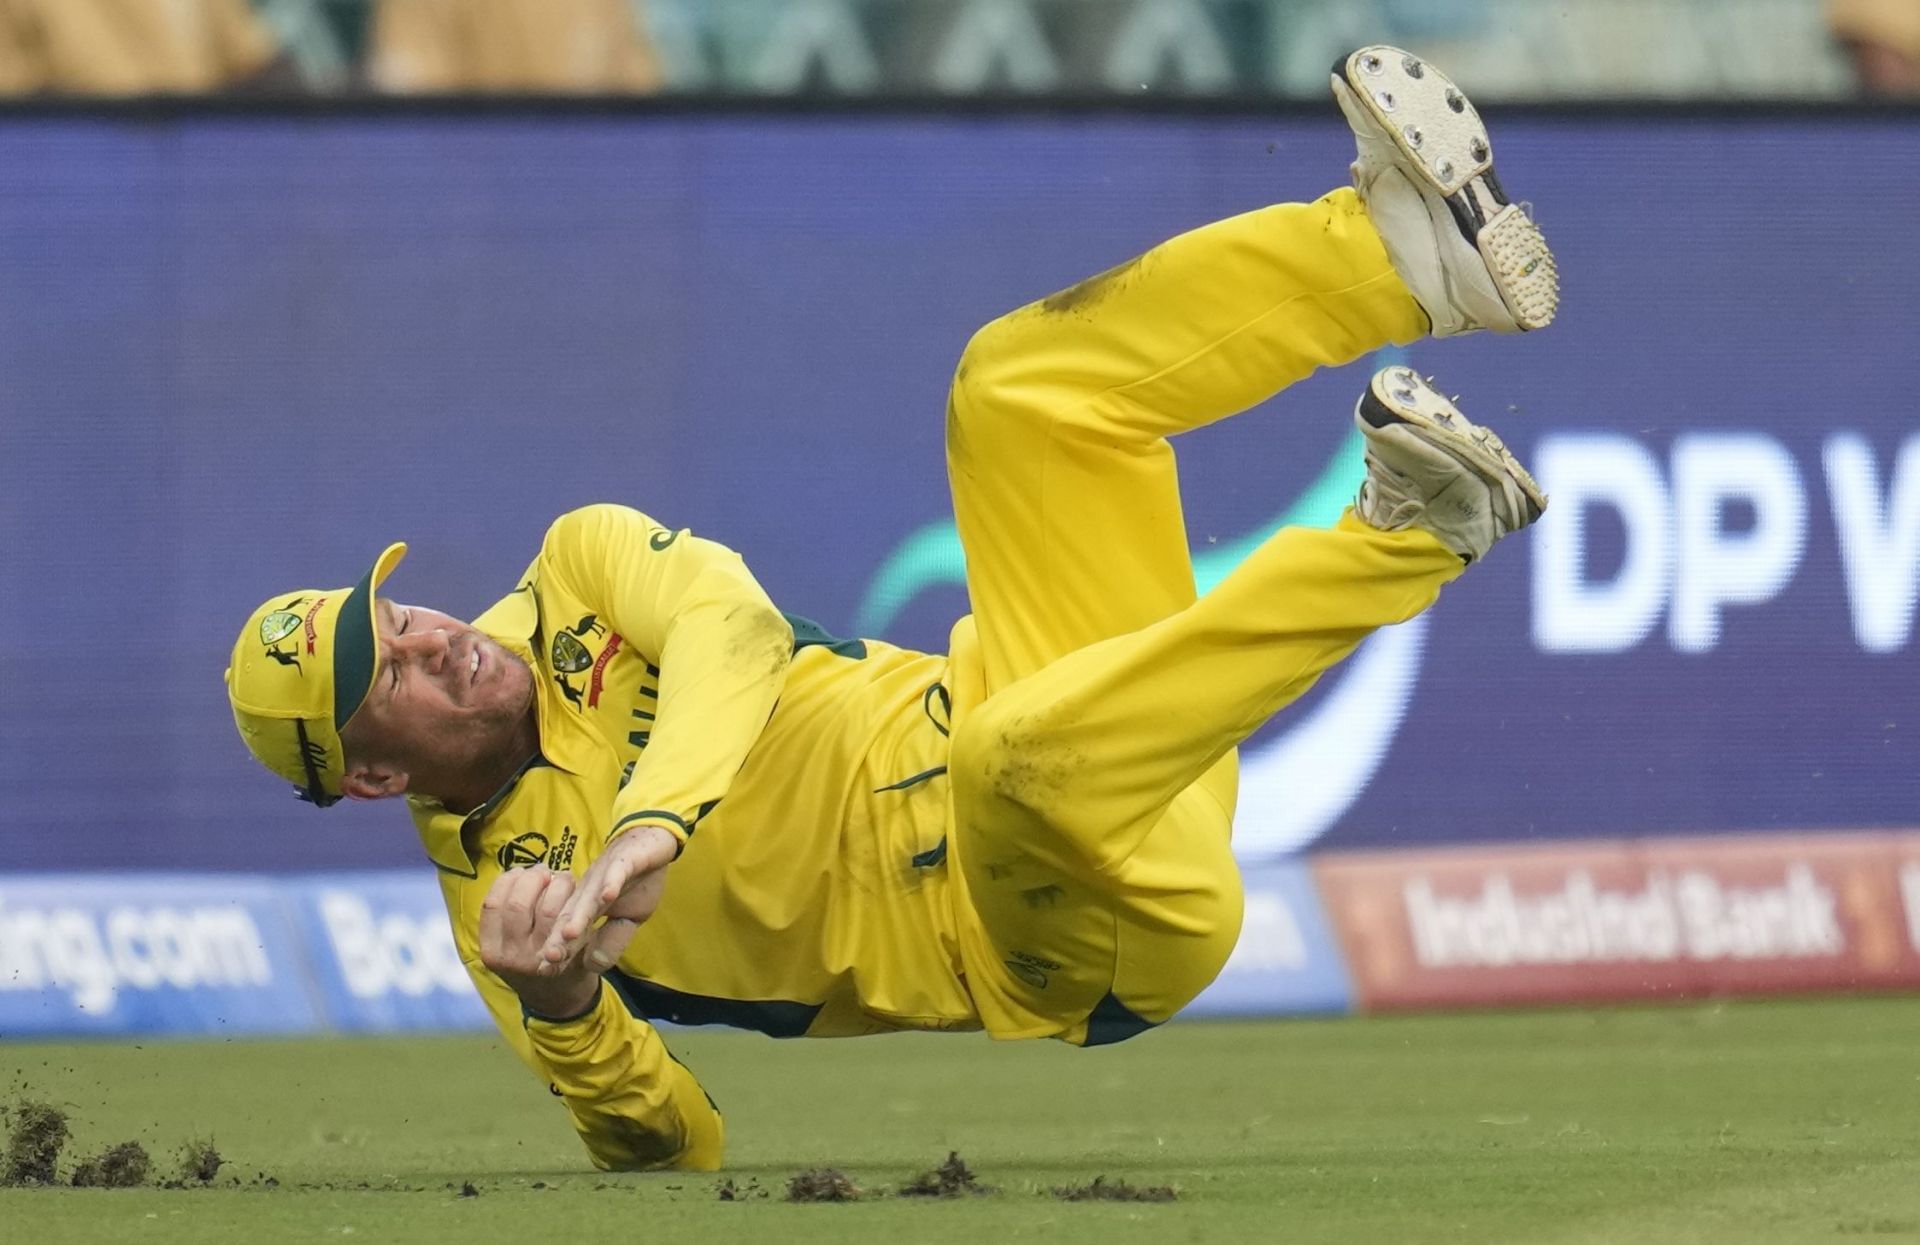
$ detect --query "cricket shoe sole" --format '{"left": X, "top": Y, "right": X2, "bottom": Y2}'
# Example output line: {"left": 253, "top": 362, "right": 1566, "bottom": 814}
{"left": 1354, "top": 366, "right": 1546, "bottom": 563}
{"left": 1332, "top": 46, "right": 1558, "bottom": 337}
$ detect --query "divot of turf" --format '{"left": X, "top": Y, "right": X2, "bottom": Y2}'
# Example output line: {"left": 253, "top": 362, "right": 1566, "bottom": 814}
{"left": 715, "top": 1176, "right": 767, "bottom": 1201}
{"left": 72, "top": 1141, "right": 152, "bottom": 1188}
{"left": 458, "top": 1181, "right": 479, "bottom": 1198}
{"left": 3, "top": 1100, "right": 71, "bottom": 1185}
{"left": 1050, "top": 1175, "right": 1178, "bottom": 1203}
{"left": 786, "top": 1168, "right": 862, "bottom": 1202}
{"left": 178, "top": 1138, "right": 223, "bottom": 1184}
{"left": 898, "top": 1151, "right": 992, "bottom": 1198}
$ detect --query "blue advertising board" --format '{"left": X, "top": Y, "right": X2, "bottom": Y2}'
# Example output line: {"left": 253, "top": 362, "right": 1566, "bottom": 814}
{"left": 0, "top": 875, "right": 318, "bottom": 1037}
{"left": 287, "top": 872, "right": 491, "bottom": 1033}
{"left": 1, "top": 111, "right": 1914, "bottom": 876}
{"left": 0, "top": 866, "right": 1334, "bottom": 1035}
{"left": 0, "top": 871, "right": 488, "bottom": 1038}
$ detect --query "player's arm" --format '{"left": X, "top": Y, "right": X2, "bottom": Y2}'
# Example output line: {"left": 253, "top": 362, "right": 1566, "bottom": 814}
{"left": 445, "top": 864, "right": 725, "bottom": 1172}
{"left": 544, "top": 503, "right": 792, "bottom": 850}
{"left": 536, "top": 503, "right": 794, "bottom": 965}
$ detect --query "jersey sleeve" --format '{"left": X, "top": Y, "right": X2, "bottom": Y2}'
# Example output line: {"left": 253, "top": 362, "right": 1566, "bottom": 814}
{"left": 539, "top": 504, "right": 794, "bottom": 848}
{"left": 438, "top": 868, "right": 725, "bottom": 1171}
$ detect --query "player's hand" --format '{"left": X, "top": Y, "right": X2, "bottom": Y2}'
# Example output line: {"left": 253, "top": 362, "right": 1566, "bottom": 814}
{"left": 539, "top": 823, "right": 678, "bottom": 973}
{"left": 478, "top": 865, "right": 601, "bottom": 1020}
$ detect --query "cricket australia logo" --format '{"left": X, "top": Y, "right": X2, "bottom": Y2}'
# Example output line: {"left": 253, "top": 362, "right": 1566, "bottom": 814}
{"left": 258, "top": 599, "right": 307, "bottom": 671}
{"left": 550, "top": 613, "right": 607, "bottom": 711}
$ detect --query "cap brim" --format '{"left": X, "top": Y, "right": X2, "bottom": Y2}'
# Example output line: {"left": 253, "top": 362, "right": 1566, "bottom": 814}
{"left": 333, "top": 542, "right": 408, "bottom": 730}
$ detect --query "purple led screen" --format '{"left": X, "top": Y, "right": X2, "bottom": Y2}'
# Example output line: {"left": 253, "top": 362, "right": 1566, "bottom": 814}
{"left": 2, "top": 112, "right": 1914, "bottom": 872}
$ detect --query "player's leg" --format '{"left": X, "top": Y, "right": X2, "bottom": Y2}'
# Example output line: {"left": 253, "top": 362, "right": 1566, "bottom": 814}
{"left": 940, "top": 185, "right": 1420, "bottom": 1043}
{"left": 940, "top": 191, "right": 1416, "bottom": 1040}
{"left": 944, "top": 47, "right": 1558, "bottom": 1041}
{"left": 946, "top": 44, "right": 1556, "bottom": 699}
{"left": 950, "top": 369, "right": 1546, "bottom": 1041}
{"left": 947, "top": 189, "right": 1424, "bottom": 699}
{"left": 963, "top": 367, "right": 1541, "bottom": 882}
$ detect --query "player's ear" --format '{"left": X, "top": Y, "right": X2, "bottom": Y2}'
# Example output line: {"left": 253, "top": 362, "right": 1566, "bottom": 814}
{"left": 340, "top": 762, "right": 408, "bottom": 801}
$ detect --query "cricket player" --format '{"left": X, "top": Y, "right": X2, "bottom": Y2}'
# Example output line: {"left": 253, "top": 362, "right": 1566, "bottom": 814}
{"left": 226, "top": 48, "right": 1557, "bottom": 1171}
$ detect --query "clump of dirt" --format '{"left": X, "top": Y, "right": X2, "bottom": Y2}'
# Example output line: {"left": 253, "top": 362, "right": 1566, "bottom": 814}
{"left": 178, "top": 1139, "right": 224, "bottom": 1184}
{"left": 458, "top": 1181, "right": 479, "bottom": 1198}
{"left": 2, "top": 1100, "right": 71, "bottom": 1185}
{"left": 785, "top": 1168, "right": 862, "bottom": 1202}
{"left": 715, "top": 1177, "right": 767, "bottom": 1202}
{"left": 71, "top": 1141, "right": 152, "bottom": 1188}
{"left": 898, "top": 1151, "right": 992, "bottom": 1198}
{"left": 1050, "top": 1175, "right": 1178, "bottom": 1203}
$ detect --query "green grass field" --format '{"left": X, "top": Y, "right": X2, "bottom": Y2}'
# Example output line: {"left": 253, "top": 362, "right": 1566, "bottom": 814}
{"left": 5, "top": 996, "right": 1920, "bottom": 1244}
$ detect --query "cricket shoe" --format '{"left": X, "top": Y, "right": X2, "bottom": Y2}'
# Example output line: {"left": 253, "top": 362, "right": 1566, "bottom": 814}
{"left": 1354, "top": 366, "right": 1545, "bottom": 563}
{"left": 1332, "top": 46, "right": 1558, "bottom": 337}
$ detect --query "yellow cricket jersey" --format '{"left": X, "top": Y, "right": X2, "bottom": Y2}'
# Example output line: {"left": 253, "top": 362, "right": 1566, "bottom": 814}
{"left": 408, "top": 504, "right": 972, "bottom": 1171}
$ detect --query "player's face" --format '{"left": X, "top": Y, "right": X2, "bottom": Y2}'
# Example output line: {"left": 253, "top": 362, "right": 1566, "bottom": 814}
{"left": 340, "top": 598, "right": 536, "bottom": 799}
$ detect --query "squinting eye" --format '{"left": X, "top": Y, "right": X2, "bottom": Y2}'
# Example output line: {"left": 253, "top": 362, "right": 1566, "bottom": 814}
{"left": 386, "top": 609, "right": 412, "bottom": 692}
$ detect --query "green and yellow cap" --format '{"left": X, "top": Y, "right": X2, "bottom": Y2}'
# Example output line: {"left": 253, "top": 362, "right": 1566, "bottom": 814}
{"left": 224, "top": 543, "right": 408, "bottom": 807}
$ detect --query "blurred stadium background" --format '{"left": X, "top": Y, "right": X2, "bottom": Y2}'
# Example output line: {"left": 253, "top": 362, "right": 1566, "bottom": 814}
{"left": 1, "top": 0, "right": 1917, "bottom": 1238}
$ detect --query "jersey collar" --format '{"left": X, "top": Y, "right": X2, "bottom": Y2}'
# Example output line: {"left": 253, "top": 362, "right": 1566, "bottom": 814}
{"left": 408, "top": 567, "right": 605, "bottom": 876}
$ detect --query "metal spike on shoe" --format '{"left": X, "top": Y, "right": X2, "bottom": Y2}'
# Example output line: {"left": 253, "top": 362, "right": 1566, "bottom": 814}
{"left": 1353, "top": 367, "right": 1546, "bottom": 562}
{"left": 1331, "top": 46, "right": 1560, "bottom": 336}
{"left": 1478, "top": 207, "right": 1559, "bottom": 331}
{"left": 1339, "top": 48, "right": 1489, "bottom": 198}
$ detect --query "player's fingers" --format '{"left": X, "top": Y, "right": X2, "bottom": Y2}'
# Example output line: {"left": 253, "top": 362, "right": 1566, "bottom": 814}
{"left": 565, "top": 856, "right": 631, "bottom": 941}
{"left": 544, "top": 867, "right": 612, "bottom": 961}
{"left": 533, "top": 872, "right": 576, "bottom": 956}
{"left": 502, "top": 865, "right": 552, "bottom": 937}
{"left": 477, "top": 877, "right": 508, "bottom": 960}
{"left": 500, "top": 861, "right": 547, "bottom": 899}
{"left": 548, "top": 891, "right": 593, "bottom": 951}
{"left": 598, "top": 850, "right": 639, "bottom": 905}
{"left": 587, "top": 918, "right": 638, "bottom": 970}
{"left": 534, "top": 871, "right": 575, "bottom": 928}
{"left": 480, "top": 867, "right": 548, "bottom": 971}
{"left": 538, "top": 925, "right": 576, "bottom": 966}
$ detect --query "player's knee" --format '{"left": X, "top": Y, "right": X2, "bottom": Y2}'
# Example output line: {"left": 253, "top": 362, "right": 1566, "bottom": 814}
{"left": 946, "top": 314, "right": 1028, "bottom": 443}
{"left": 956, "top": 309, "right": 1018, "bottom": 385}
{"left": 947, "top": 324, "right": 992, "bottom": 435}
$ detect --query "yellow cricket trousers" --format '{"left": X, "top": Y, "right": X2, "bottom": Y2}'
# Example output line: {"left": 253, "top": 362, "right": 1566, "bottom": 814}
{"left": 941, "top": 187, "right": 1466, "bottom": 1044}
